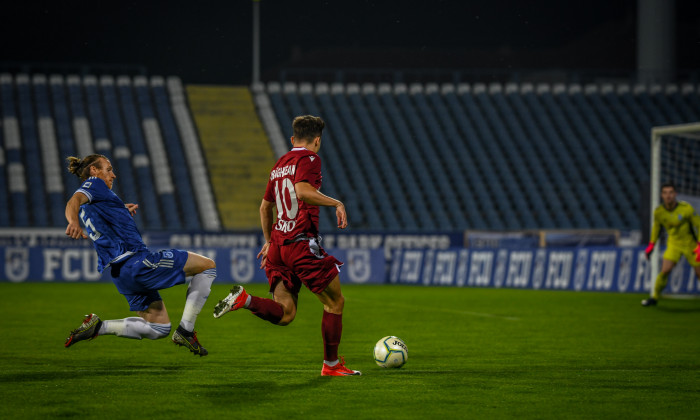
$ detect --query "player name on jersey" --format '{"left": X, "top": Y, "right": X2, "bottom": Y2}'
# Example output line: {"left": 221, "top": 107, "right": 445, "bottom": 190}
{"left": 269, "top": 164, "right": 296, "bottom": 180}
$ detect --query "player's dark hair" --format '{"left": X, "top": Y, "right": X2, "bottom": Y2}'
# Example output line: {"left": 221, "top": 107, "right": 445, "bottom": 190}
{"left": 292, "top": 115, "right": 325, "bottom": 142}
{"left": 66, "top": 154, "right": 108, "bottom": 181}
{"left": 661, "top": 182, "right": 676, "bottom": 191}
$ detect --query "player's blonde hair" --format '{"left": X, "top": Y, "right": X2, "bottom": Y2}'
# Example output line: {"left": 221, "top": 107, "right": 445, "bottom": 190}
{"left": 66, "top": 154, "right": 108, "bottom": 181}
{"left": 292, "top": 115, "right": 325, "bottom": 141}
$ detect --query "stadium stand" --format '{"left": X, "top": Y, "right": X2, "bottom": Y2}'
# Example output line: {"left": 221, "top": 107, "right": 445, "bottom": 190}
{"left": 185, "top": 85, "right": 275, "bottom": 230}
{"left": 1, "top": 74, "right": 29, "bottom": 227}
{"left": 134, "top": 76, "right": 181, "bottom": 230}
{"left": 166, "top": 77, "right": 220, "bottom": 231}
{"left": 0, "top": 73, "right": 217, "bottom": 231}
{"left": 341, "top": 83, "right": 403, "bottom": 230}
{"left": 149, "top": 76, "right": 200, "bottom": 231}
{"left": 115, "top": 75, "right": 163, "bottom": 230}
{"left": 4, "top": 75, "right": 31, "bottom": 227}
{"left": 252, "top": 82, "right": 287, "bottom": 159}
{"left": 2, "top": 72, "right": 699, "bottom": 233}
{"left": 20, "top": 75, "right": 50, "bottom": 227}
{"left": 255, "top": 80, "right": 700, "bottom": 231}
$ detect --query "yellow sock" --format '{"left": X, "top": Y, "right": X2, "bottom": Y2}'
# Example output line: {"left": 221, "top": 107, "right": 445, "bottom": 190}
{"left": 652, "top": 272, "right": 669, "bottom": 300}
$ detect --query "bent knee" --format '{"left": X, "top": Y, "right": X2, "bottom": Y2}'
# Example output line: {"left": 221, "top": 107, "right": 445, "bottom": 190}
{"left": 277, "top": 311, "right": 296, "bottom": 326}
{"left": 202, "top": 257, "right": 216, "bottom": 270}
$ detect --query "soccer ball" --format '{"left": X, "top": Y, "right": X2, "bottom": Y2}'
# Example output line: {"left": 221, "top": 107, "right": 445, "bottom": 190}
{"left": 374, "top": 336, "right": 408, "bottom": 368}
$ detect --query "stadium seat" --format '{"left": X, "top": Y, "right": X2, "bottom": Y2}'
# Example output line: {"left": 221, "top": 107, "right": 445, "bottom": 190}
{"left": 293, "top": 83, "right": 351, "bottom": 230}
{"left": 425, "top": 89, "right": 487, "bottom": 229}
{"left": 134, "top": 76, "right": 181, "bottom": 230}
{"left": 671, "top": 84, "right": 700, "bottom": 122}
{"left": 149, "top": 77, "right": 200, "bottom": 230}
{"left": 351, "top": 85, "right": 418, "bottom": 230}
{"left": 18, "top": 75, "right": 50, "bottom": 226}
{"left": 332, "top": 83, "right": 402, "bottom": 230}
{"left": 98, "top": 76, "right": 148, "bottom": 227}
{"left": 4, "top": 72, "right": 698, "bottom": 233}
{"left": 49, "top": 75, "right": 81, "bottom": 202}
{"left": 1, "top": 74, "right": 30, "bottom": 226}
{"left": 0, "top": 72, "right": 223, "bottom": 231}
{"left": 444, "top": 88, "right": 504, "bottom": 229}
{"left": 114, "top": 76, "right": 163, "bottom": 229}
{"left": 318, "top": 82, "right": 385, "bottom": 229}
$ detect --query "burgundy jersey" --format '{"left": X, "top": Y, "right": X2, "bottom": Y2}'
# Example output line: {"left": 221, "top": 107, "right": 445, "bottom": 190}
{"left": 263, "top": 147, "right": 322, "bottom": 242}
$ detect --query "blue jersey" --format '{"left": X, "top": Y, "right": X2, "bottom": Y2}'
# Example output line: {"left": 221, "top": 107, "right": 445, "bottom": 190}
{"left": 76, "top": 177, "right": 148, "bottom": 272}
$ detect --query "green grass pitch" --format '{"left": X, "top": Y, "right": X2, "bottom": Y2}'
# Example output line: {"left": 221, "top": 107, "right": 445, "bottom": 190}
{"left": 1, "top": 282, "right": 699, "bottom": 419}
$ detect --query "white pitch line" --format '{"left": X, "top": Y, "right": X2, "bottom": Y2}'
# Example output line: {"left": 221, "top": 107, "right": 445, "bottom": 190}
{"left": 351, "top": 297, "right": 520, "bottom": 321}
{"left": 663, "top": 294, "right": 700, "bottom": 300}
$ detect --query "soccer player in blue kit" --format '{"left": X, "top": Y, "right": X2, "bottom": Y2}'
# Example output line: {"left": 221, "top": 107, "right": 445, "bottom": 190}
{"left": 63, "top": 154, "right": 215, "bottom": 356}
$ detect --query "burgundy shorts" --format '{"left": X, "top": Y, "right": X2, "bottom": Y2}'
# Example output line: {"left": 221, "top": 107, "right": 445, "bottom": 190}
{"left": 265, "top": 236, "right": 343, "bottom": 295}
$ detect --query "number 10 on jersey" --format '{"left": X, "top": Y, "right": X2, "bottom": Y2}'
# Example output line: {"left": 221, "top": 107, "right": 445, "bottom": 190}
{"left": 274, "top": 178, "right": 298, "bottom": 233}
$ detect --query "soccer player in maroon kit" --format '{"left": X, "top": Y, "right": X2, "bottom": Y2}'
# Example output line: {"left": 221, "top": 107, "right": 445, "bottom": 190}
{"left": 213, "top": 115, "right": 360, "bottom": 376}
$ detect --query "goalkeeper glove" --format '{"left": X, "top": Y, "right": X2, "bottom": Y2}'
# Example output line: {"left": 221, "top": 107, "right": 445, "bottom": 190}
{"left": 694, "top": 243, "right": 700, "bottom": 263}
{"left": 645, "top": 242, "right": 655, "bottom": 260}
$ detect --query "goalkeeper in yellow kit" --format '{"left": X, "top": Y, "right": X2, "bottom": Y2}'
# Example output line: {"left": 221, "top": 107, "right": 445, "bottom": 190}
{"left": 642, "top": 182, "right": 700, "bottom": 306}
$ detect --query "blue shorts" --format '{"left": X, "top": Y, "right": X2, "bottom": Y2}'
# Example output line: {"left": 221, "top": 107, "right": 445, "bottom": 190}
{"left": 110, "top": 249, "right": 189, "bottom": 311}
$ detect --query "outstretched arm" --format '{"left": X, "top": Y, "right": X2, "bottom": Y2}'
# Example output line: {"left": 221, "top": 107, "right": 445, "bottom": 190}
{"left": 295, "top": 181, "right": 347, "bottom": 229}
{"left": 65, "top": 192, "right": 89, "bottom": 239}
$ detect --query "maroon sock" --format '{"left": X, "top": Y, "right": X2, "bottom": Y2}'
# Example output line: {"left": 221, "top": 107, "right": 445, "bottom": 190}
{"left": 247, "top": 296, "right": 283, "bottom": 325}
{"left": 322, "top": 311, "right": 342, "bottom": 362}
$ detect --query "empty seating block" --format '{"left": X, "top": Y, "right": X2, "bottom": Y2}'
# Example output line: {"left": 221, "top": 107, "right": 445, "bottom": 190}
{"left": 262, "top": 81, "right": 700, "bottom": 231}
{"left": 2, "top": 73, "right": 698, "bottom": 233}
{"left": 0, "top": 73, "right": 207, "bottom": 230}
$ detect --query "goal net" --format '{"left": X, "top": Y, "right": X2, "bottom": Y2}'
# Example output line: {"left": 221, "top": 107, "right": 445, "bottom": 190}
{"left": 650, "top": 122, "right": 700, "bottom": 283}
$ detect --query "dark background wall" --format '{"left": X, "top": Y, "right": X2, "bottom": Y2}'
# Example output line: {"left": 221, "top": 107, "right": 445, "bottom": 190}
{"left": 1, "top": 1, "right": 699, "bottom": 84}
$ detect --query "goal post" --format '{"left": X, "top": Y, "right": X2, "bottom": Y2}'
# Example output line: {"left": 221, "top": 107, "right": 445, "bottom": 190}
{"left": 649, "top": 122, "right": 700, "bottom": 282}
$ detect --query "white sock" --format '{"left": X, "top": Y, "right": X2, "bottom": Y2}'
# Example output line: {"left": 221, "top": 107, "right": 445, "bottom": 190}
{"left": 324, "top": 359, "right": 339, "bottom": 366}
{"left": 98, "top": 317, "right": 171, "bottom": 340}
{"left": 179, "top": 268, "right": 216, "bottom": 332}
